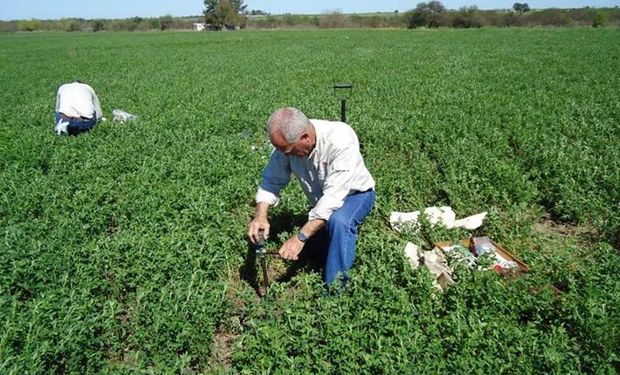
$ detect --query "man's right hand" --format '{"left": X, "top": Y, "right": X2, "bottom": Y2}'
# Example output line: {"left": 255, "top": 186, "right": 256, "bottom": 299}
{"left": 248, "top": 216, "right": 270, "bottom": 245}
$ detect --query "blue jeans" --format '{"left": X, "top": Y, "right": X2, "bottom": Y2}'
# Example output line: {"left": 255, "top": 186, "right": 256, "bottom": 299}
{"left": 305, "top": 190, "right": 375, "bottom": 287}
{"left": 55, "top": 112, "right": 97, "bottom": 135}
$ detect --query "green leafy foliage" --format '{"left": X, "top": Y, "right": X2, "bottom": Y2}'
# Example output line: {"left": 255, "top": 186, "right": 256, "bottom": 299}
{"left": 0, "top": 28, "right": 618, "bottom": 372}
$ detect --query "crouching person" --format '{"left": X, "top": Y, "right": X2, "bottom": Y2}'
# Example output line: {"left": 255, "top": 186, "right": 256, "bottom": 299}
{"left": 247, "top": 107, "right": 375, "bottom": 289}
{"left": 54, "top": 81, "right": 103, "bottom": 136}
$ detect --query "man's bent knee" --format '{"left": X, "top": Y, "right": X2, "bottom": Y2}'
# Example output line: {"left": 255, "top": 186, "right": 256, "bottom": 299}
{"left": 327, "top": 212, "right": 352, "bottom": 233}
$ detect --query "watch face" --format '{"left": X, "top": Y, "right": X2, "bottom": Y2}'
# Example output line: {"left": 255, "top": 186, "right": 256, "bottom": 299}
{"left": 297, "top": 232, "right": 307, "bottom": 242}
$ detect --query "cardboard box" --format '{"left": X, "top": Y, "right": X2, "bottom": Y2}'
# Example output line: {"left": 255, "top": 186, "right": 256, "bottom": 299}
{"left": 435, "top": 237, "right": 529, "bottom": 275}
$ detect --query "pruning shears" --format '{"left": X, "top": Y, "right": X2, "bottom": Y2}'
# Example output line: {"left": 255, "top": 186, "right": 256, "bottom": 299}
{"left": 256, "top": 229, "right": 279, "bottom": 294}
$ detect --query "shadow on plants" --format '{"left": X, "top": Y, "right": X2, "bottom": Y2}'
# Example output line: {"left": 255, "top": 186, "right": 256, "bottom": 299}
{"left": 239, "top": 241, "right": 316, "bottom": 297}
{"left": 275, "top": 228, "right": 329, "bottom": 284}
{"left": 275, "top": 244, "right": 327, "bottom": 284}
{"left": 268, "top": 208, "right": 307, "bottom": 236}
{"left": 239, "top": 241, "right": 260, "bottom": 295}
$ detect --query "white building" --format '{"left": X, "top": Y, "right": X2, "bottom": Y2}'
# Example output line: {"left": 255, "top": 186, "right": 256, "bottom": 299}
{"left": 192, "top": 23, "right": 206, "bottom": 31}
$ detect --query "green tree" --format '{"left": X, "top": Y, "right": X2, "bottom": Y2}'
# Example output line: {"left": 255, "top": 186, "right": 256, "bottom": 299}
{"left": 513, "top": 2, "right": 531, "bottom": 13}
{"left": 18, "top": 19, "right": 41, "bottom": 31}
{"left": 159, "top": 15, "right": 174, "bottom": 30}
{"left": 407, "top": 1, "right": 446, "bottom": 28}
{"left": 66, "top": 21, "right": 81, "bottom": 32}
{"left": 427, "top": 0, "right": 446, "bottom": 13}
{"left": 92, "top": 20, "right": 105, "bottom": 32}
{"left": 126, "top": 16, "right": 144, "bottom": 31}
{"left": 204, "top": 0, "right": 247, "bottom": 30}
{"left": 452, "top": 5, "right": 482, "bottom": 28}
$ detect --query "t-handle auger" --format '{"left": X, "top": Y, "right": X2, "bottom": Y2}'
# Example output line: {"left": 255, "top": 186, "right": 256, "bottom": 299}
{"left": 333, "top": 83, "right": 353, "bottom": 123}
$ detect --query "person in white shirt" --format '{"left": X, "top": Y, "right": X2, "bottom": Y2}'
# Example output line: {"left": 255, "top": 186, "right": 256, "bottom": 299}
{"left": 54, "top": 81, "right": 103, "bottom": 136}
{"left": 248, "top": 107, "right": 375, "bottom": 287}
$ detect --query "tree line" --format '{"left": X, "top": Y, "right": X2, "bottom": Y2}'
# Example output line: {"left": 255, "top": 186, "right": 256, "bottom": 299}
{"left": 0, "top": 2, "right": 617, "bottom": 32}
{"left": 404, "top": 1, "right": 615, "bottom": 28}
{"left": 0, "top": 15, "right": 192, "bottom": 33}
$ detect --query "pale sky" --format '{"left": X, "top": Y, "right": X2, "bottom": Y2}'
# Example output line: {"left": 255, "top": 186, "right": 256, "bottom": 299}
{"left": 0, "top": 0, "right": 618, "bottom": 20}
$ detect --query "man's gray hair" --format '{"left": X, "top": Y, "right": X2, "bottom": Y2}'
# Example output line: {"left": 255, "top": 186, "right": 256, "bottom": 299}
{"left": 267, "top": 107, "right": 310, "bottom": 143}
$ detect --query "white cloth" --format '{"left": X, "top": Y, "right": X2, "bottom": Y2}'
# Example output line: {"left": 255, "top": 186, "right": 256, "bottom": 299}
{"left": 54, "top": 119, "right": 69, "bottom": 136}
{"left": 390, "top": 206, "right": 487, "bottom": 232}
{"left": 256, "top": 119, "right": 375, "bottom": 221}
{"left": 55, "top": 82, "right": 102, "bottom": 120}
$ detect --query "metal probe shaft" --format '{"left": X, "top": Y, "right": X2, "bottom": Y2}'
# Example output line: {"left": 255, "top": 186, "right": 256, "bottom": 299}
{"left": 257, "top": 230, "right": 270, "bottom": 291}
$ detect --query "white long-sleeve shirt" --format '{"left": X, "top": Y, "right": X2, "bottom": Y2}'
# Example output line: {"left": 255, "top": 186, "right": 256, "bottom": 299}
{"left": 55, "top": 82, "right": 102, "bottom": 120}
{"left": 256, "top": 119, "right": 375, "bottom": 221}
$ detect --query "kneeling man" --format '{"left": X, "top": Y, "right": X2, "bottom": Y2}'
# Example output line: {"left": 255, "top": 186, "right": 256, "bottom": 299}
{"left": 248, "top": 107, "right": 375, "bottom": 286}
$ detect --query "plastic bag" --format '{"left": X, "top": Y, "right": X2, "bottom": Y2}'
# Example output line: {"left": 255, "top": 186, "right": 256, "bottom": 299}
{"left": 390, "top": 206, "right": 487, "bottom": 232}
{"left": 112, "top": 109, "right": 137, "bottom": 123}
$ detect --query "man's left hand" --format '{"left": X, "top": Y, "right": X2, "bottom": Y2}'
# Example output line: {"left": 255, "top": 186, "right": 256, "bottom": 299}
{"left": 279, "top": 236, "right": 305, "bottom": 260}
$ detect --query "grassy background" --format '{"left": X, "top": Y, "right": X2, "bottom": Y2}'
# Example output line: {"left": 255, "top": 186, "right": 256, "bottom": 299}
{"left": 0, "top": 28, "right": 618, "bottom": 372}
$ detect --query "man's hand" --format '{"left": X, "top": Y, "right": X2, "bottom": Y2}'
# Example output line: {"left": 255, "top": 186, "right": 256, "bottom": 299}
{"left": 248, "top": 202, "right": 271, "bottom": 244}
{"left": 279, "top": 236, "right": 305, "bottom": 260}
{"left": 248, "top": 216, "right": 270, "bottom": 245}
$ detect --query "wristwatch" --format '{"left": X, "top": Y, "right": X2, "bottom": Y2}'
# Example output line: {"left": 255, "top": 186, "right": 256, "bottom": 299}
{"left": 297, "top": 231, "right": 308, "bottom": 242}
